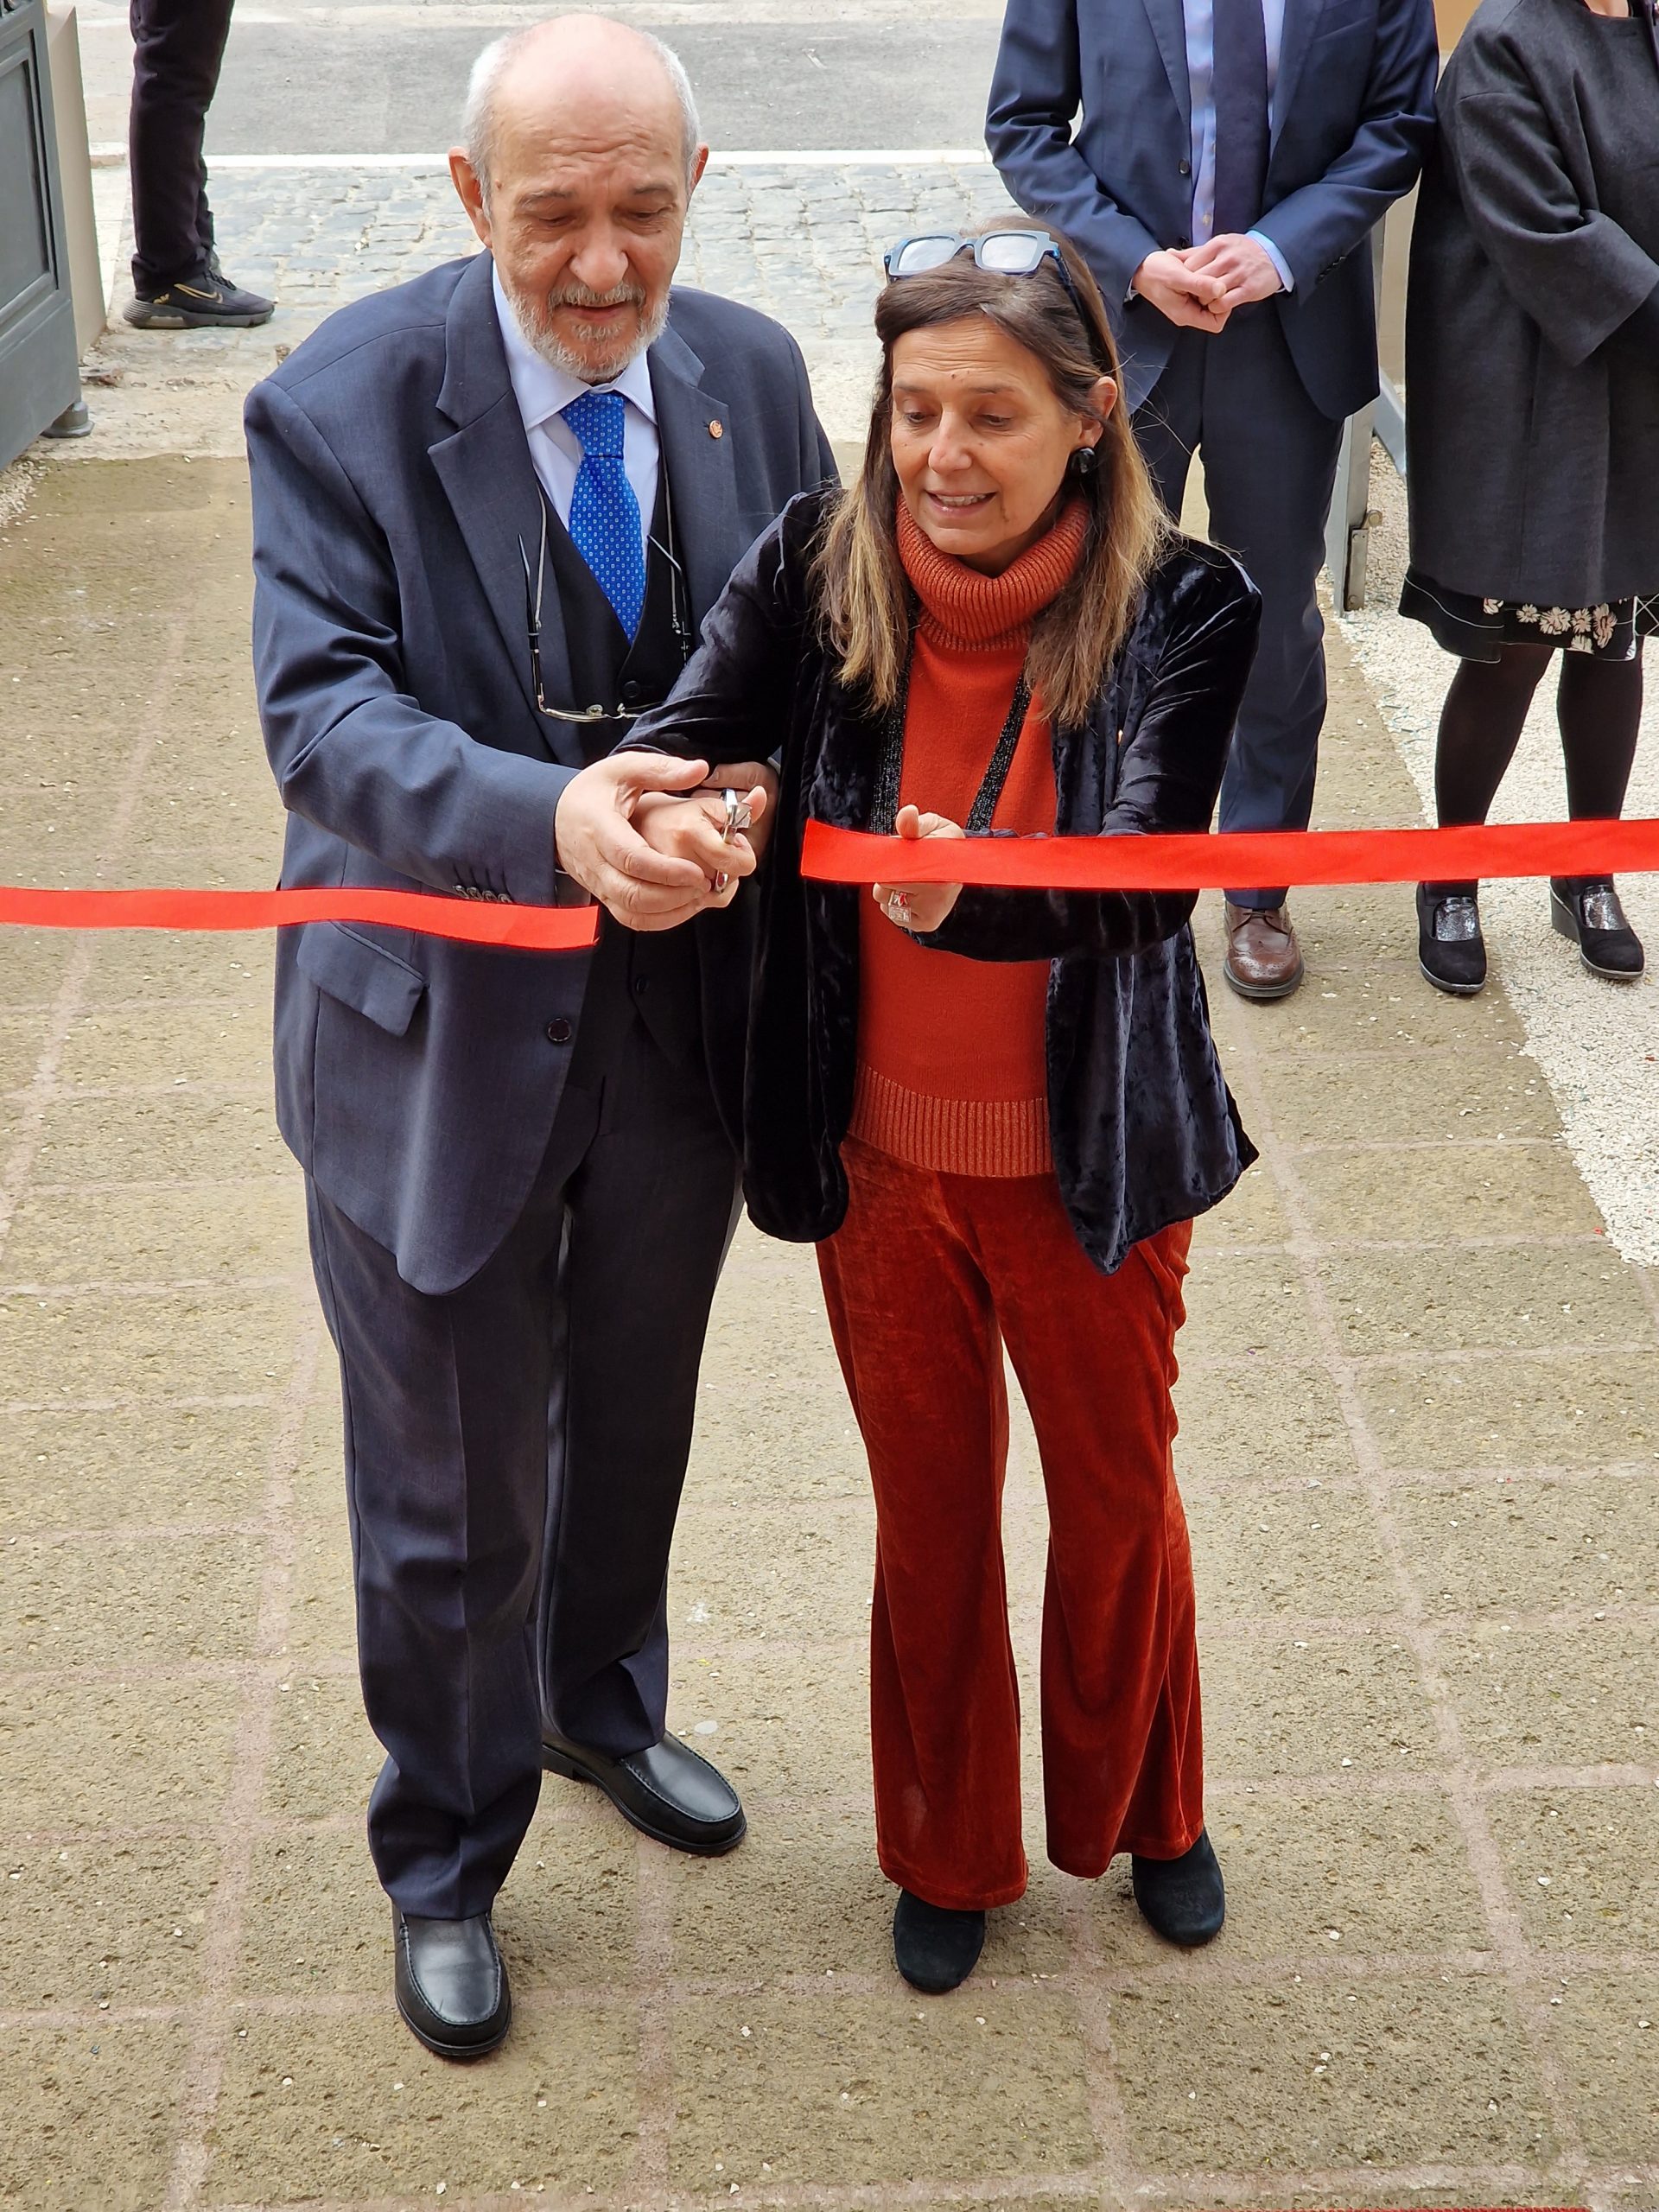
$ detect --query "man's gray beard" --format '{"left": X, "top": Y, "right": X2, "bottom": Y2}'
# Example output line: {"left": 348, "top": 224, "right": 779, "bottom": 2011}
{"left": 505, "top": 281, "right": 671, "bottom": 384}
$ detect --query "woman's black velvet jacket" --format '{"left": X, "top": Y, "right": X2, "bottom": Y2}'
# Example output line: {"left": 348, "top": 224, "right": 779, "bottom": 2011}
{"left": 635, "top": 488, "right": 1263, "bottom": 1274}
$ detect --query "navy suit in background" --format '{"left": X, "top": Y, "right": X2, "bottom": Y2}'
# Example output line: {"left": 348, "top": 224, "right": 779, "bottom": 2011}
{"left": 246, "top": 250, "right": 832, "bottom": 1916}
{"left": 989, "top": 0, "right": 1437, "bottom": 905}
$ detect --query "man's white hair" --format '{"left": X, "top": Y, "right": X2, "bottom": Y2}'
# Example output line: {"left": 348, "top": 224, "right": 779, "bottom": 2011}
{"left": 462, "top": 22, "right": 702, "bottom": 198}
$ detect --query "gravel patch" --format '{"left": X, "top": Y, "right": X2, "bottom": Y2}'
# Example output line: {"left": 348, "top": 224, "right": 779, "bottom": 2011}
{"left": 0, "top": 454, "right": 44, "bottom": 531}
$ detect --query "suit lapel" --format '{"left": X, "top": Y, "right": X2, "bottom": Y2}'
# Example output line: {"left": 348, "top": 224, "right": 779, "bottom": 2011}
{"left": 428, "top": 252, "right": 582, "bottom": 767}
{"left": 649, "top": 320, "right": 740, "bottom": 632}
{"left": 1271, "top": 0, "right": 1325, "bottom": 148}
{"left": 1141, "top": 0, "right": 1192, "bottom": 135}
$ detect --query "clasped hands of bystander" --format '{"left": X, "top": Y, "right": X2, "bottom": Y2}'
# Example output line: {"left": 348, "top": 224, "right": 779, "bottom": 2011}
{"left": 1130, "top": 232, "right": 1284, "bottom": 331}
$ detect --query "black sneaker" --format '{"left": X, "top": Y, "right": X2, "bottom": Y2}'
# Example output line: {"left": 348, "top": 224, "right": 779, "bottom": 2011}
{"left": 124, "top": 266, "right": 276, "bottom": 329}
{"left": 1549, "top": 876, "right": 1644, "bottom": 981}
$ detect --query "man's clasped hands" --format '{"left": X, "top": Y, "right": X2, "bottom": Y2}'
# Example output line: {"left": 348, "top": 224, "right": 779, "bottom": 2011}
{"left": 1130, "top": 232, "right": 1284, "bottom": 332}
{"left": 552, "top": 752, "right": 969, "bottom": 936}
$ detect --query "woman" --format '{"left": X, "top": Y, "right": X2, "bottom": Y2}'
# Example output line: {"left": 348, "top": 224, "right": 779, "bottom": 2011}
{"left": 1402, "top": 0, "right": 1659, "bottom": 994}
{"left": 634, "top": 228, "right": 1260, "bottom": 1993}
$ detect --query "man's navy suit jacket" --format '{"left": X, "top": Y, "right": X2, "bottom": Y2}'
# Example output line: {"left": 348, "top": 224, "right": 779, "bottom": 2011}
{"left": 987, "top": 0, "right": 1440, "bottom": 416}
{"left": 246, "top": 250, "right": 834, "bottom": 1295}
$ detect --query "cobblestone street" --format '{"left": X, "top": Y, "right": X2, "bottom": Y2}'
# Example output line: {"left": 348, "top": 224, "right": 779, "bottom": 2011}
{"left": 198, "top": 163, "right": 1015, "bottom": 337}
{"left": 77, "top": 158, "right": 1020, "bottom": 461}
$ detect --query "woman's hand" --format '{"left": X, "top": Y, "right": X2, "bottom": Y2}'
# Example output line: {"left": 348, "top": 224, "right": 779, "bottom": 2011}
{"left": 702, "top": 761, "right": 781, "bottom": 865}
{"left": 632, "top": 779, "right": 771, "bottom": 913}
{"left": 872, "top": 803, "right": 966, "bottom": 935}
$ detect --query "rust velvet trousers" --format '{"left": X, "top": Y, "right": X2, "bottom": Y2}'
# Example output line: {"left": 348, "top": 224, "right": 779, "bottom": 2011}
{"left": 817, "top": 1138, "right": 1205, "bottom": 1910}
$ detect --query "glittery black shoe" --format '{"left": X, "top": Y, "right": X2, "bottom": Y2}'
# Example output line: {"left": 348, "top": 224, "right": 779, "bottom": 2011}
{"left": 1416, "top": 883, "right": 1487, "bottom": 996}
{"left": 1549, "top": 876, "right": 1644, "bottom": 981}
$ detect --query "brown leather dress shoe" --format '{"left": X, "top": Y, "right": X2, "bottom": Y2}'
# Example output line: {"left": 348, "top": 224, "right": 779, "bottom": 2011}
{"left": 1223, "top": 900, "right": 1304, "bottom": 1001}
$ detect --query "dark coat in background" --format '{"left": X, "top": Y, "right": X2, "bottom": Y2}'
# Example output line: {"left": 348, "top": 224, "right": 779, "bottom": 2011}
{"left": 634, "top": 491, "right": 1263, "bottom": 1276}
{"left": 1404, "top": 0, "right": 1659, "bottom": 606}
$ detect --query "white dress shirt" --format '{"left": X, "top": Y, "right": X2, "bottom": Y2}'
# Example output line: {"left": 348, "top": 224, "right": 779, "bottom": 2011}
{"left": 492, "top": 266, "right": 660, "bottom": 544}
{"left": 1184, "top": 0, "right": 1296, "bottom": 290}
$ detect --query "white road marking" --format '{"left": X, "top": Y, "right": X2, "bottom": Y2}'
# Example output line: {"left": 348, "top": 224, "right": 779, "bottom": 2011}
{"left": 85, "top": 147, "right": 993, "bottom": 169}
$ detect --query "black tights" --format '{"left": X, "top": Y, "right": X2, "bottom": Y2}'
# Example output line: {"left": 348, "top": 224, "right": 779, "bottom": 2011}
{"left": 1430, "top": 643, "right": 1644, "bottom": 896}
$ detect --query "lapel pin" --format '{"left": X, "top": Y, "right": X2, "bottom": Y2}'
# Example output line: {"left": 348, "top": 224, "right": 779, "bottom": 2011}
{"left": 708, "top": 418, "right": 724, "bottom": 440}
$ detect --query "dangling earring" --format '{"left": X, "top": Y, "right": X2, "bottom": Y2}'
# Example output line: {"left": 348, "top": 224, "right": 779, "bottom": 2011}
{"left": 1069, "top": 444, "right": 1099, "bottom": 479}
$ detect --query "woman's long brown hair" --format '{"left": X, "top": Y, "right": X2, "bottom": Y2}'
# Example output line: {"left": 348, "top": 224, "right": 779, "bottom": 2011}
{"left": 812, "top": 226, "right": 1170, "bottom": 730}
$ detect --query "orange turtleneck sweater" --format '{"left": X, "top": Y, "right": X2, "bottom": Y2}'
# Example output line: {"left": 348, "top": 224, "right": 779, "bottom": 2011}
{"left": 849, "top": 496, "right": 1088, "bottom": 1179}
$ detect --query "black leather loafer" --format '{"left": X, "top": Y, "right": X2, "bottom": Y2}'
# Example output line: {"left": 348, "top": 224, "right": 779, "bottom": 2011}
{"left": 392, "top": 1907, "right": 511, "bottom": 2059}
{"left": 893, "top": 1889, "right": 986, "bottom": 1994}
{"left": 1417, "top": 883, "right": 1487, "bottom": 996}
{"left": 1550, "top": 875, "right": 1645, "bottom": 981}
{"left": 543, "top": 1729, "right": 746, "bottom": 1855}
{"left": 1132, "top": 1829, "right": 1226, "bottom": 1948}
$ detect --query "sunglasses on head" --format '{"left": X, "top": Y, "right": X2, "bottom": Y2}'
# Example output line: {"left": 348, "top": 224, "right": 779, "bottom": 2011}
{"left": 883, "top": 229, "right": 1088, "bottom": 315}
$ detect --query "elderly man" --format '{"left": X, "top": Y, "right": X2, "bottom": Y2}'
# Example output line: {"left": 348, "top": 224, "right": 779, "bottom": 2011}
{"left": 246, "top": 16, "right": 832, "bottom": 2057}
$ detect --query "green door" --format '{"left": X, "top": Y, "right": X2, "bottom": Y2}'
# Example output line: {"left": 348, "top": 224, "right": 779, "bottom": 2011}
{"left": 0, "top": 0, "right": 81, "bottom": 470}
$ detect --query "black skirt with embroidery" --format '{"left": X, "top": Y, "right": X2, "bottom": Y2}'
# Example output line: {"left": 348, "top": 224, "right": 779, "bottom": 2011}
{"left": 1400, "top": 569, "right": 1658, "bottom": 663}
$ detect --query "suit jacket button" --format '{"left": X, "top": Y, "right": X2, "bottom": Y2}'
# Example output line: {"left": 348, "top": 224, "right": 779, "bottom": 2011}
{"left": 1178, "top": 160, "right": 1192, "bottom": 177}
{"left": 621, "top": 679, "right": 644, "bottom": 707}
{"left": 545, "top": 1017, "right": 573, "bottom": 1045}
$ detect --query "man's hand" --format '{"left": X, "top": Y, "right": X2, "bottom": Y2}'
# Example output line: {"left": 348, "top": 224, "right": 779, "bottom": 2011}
{"left": 1130, "top": 249, "right": 1231, "bottom": 333}
{"left": 554, "top": 752, "right": 736, "bottom": 931}
{"left": 1177, "top": 233, "right": 1285, "bottom": 309}
{"left": 872, "top": 804, "right": 967, "bottom": 937}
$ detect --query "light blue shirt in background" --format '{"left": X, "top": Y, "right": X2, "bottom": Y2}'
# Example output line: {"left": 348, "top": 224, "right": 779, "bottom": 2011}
{"left": 1184, "top": 0, "right": 1296, "bottom": 291}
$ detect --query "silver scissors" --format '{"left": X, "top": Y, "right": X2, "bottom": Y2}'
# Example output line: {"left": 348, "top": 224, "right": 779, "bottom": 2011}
{"left": 712, "top": 785, "right": 753, "bottom": 896}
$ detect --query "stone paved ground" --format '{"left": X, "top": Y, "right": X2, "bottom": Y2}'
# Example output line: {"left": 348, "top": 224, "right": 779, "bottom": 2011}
{"left": 3, "top": 163, "right": 1658, "bottom": 2212}
{"left": 200, "top": 163, "right": 1016, "bottom": 340}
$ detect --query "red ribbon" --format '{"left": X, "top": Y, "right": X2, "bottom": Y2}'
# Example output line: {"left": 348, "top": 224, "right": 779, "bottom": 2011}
{"left": 800, "top": 817, "right": 1659, "bottom": 891}
{"left": 0, "top": 819, "right": 1652, "bottom": 942}
{"left": 0, "top": 885, "right": 599, "bottom": 950}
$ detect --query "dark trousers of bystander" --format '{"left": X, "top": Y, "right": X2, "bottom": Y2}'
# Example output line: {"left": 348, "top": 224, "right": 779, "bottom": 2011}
{"left": 1133, "top": 310, "right": 1345, "bottom": 911}
{"left": 129, "top": 0, "right": 235, "bottom": 293}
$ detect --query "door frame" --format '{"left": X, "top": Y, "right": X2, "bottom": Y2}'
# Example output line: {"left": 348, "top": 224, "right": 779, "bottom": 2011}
{"left": 0, "top": 0, "right": 84, "bottom": 472}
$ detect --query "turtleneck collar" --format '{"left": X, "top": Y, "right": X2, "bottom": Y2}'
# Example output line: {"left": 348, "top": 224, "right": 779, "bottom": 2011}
{"left": 896, "top": 493, "right": 1090, "bottom": 652}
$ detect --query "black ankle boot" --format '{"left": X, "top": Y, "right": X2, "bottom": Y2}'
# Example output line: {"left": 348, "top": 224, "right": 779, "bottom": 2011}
{"left": 1132, "top": 1830, "right": 1226, "bottom": 1947}
{"left": 1549, "top": 876, "right": 1644, "bottom": 981}
{"left": 1416, "top": 883, "right": 1487, "bottom": 996}
{"left": 892, "top": 1890, "right": 986, "bottom": 1993}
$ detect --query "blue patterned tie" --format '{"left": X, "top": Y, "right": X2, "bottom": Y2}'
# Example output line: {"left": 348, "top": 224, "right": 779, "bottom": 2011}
{"left": 560, "top": 389, "right": 646, "bottom": 639}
